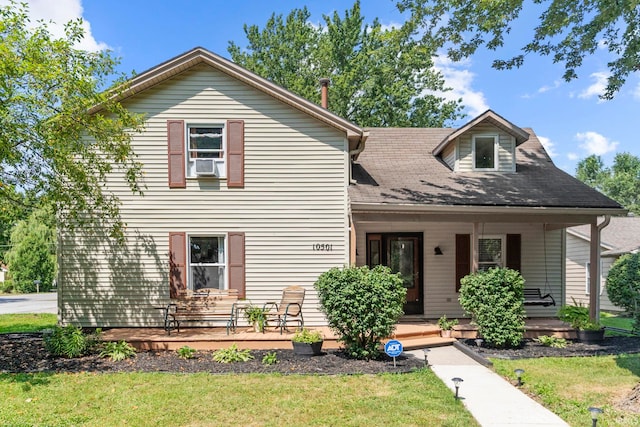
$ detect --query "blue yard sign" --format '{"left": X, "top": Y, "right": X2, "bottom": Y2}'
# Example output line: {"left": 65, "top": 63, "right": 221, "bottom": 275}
{"left": 384, "top": 340, "right": 403, "bottom": 367}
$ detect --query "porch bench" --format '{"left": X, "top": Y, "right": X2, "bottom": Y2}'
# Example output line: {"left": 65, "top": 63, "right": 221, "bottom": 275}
{"left": 523, "top": 288, "right": 555, "bottom": 307}
{"left": 162, "top": 288, "right": 240, "bottom": 335}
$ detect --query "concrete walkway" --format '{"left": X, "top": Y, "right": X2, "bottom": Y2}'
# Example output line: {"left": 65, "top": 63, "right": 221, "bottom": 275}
{"left": 406, "top": 346, "right": 569, "bottom": 427}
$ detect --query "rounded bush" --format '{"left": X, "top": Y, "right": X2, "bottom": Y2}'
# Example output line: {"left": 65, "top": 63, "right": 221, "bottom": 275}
{"left": 459, "top": 268, "right": 525, "bottom": 348}
{"left": 314, "top": 265, "right": 405, "bottom": 360}
{"left": 606, "top": 252, "right": 640, "bottom": 331}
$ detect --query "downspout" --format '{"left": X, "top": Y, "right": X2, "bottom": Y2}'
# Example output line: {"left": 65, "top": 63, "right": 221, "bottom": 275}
{"left": 589, "top": 215, "right": 611, "bottom": 322}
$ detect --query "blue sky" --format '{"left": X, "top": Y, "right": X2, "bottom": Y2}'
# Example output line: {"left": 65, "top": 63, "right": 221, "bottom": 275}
{"left": 10, "top": 0, "right": 640, "bottom": 175}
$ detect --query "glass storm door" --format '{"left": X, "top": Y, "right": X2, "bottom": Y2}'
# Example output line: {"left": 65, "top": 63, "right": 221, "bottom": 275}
{"left": 367, "top": 233, "right": 423, "bottom": 315}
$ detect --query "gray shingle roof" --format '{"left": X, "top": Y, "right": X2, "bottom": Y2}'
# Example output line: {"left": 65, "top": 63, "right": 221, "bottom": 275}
{"left": 568, "top": 217, "right": 640, "bottom": 255}
{"left": 349, "top": 127, "right": 623, "bottom": 210}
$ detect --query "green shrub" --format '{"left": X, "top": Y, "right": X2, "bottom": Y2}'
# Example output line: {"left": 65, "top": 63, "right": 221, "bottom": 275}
{"left": 535, "top": 335, "right": 567, "bottom": 348}
{"left": 606, "top": 252, "right": 640, "bottom": 331}
{"left": 437, "top": 314, "right": 458, "bottom": 330}
{"left": 177, "top": 346, "right": 196, "bottom": 359}
{"left": 0, "top": 279, "right": 13, "bottom": 293}
{"left": 315, "top": 265, "right": 406, "bottom": 360}
{"left": 99, "top": 340, "right": 136, "bottom": 361}
{"left": 43, "top": 325, "right": 101, "bottom": 358}
{"left": 459, "top": 268, "right": 525, "bottom": 348}
{"left": 212, "top": 343, "right": 253, "bottom": 363}
{"left": 262, "top": 351, "right": 278, "bottom": 365}
{"left": 557, "top": 300, "right": 590, "bottom": 329}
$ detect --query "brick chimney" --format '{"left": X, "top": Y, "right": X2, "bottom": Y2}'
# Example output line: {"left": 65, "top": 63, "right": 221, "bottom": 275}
{"left": 319, "top": 78, "right": 330, "bottom": 109}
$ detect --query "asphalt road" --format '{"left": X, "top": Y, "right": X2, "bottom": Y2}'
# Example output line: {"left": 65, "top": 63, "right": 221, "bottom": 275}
{"left": 0, "top": 292, "right": 57, "bottom": 314}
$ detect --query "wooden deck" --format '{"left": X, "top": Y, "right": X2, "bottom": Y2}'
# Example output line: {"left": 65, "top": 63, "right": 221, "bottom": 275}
{"left": 100, "top": 318, "right": 573, "bottom": 351}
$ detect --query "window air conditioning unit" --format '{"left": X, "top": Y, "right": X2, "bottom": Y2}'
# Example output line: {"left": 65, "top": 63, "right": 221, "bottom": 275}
{"left": 195, "top": 158, "right": 217, "bottom": 176}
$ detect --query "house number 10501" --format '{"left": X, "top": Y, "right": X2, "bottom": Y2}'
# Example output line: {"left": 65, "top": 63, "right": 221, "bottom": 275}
{"left": 313, "top": 243, "right": 333, "bottom": 251}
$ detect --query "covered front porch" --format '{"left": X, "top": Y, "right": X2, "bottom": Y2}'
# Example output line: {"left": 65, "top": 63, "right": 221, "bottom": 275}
{"left": 101, "top": 318, "right": 574, "bottom": 351}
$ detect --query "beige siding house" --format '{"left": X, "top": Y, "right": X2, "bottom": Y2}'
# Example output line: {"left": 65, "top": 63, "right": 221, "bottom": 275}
{"left": 58, "top": 48, "right": 366, "bottom": 327}
{"left": 58, "top": 49, "right": 625, "bottom": 328}
{"left": 566, "top": 217, "right": 640, "bottom": 312}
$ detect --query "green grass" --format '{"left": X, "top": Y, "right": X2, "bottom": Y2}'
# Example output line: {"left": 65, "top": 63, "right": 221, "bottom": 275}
{"left": 0, "top": 313, "right": 478, "bottom": 426}
{"left": 0, "top": 313, "right": 57, "bottom": 333}
{"left": 0, "top": 370, "right": 478, "bottom": 426}
{"left": 492, "top": 355, "right": 640, "bottom": 426}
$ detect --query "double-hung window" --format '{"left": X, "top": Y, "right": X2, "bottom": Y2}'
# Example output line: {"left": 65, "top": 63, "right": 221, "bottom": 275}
{"left": 189, "top": 236, "right": 226, "bottom": 291}
{"left": 473, "top": 135, "right": 498, "bottom": 170}
{"left": 186, "top": 125, "right": 225, "bottom": 178}
{"left": 478, "top": 236, "right": 504, "bottom": 271}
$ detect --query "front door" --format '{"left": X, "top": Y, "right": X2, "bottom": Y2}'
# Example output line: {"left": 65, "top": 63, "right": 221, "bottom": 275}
{"left": 367, "top": 233, "right": 423, "bottom": 315}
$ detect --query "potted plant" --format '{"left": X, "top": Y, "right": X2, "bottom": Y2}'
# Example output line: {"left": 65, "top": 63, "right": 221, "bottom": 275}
{"left": 291, "top": 328, "right": 324, "bottom": 356}
{"left": 244, "top": 305, "right": 266, "bottom": 333}
{"left": 558, "top": 302, "right": 605, "bottom": 343}
{"left": 437, "top": 315, "right": 459, "bottom": 338}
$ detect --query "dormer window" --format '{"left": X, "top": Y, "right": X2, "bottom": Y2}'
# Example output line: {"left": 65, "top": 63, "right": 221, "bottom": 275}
{"left": 473, "top": 135, "right": 498, "bottom": 170}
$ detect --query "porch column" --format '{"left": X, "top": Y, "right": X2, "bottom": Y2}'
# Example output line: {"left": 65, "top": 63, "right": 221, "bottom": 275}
{"left": 589, "top": 216, "right": 611, "bottom": 321}
{"left": 472, "top": 222, "right": 479, "bottom": 272}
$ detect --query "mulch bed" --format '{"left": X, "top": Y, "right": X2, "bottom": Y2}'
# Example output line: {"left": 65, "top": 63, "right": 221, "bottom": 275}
{"left": 458, "top": 336, "right": 640, "bottom": 360}
{"left": 0, "top": 333, "right": 424, "bottom": 375}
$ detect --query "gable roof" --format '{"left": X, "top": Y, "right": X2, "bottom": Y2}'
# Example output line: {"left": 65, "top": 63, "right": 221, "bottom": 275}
{"left": 432, "top": 109, "right": 530, "bottom": 156}
{"left": 98, "top": 47, "right": 366, "bottom": 151}
{"left": 349, "top": 126, "right": 624, "bottom": 214}
{"left": 568, "top": 217, "right": 640, "bottom": 256}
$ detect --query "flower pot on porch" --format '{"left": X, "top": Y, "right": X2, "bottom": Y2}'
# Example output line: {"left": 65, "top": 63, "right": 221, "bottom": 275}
{"left": 577, "top": 328, "right": 605, "bottom": 343}
{"left": 440, "top": 330, "right": 452, "bottom": 338}
{"left": 292, "top": 340, "right": 324, "bottom": 356}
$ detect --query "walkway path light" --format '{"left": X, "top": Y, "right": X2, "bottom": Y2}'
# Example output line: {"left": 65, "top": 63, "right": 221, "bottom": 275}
{"left": 514, "top": 368, "right": 525, "bottom": 387}
{"left": 451, "top": 377, "right": 463, "bottom": 399}
{"left": 588, "top": 407, "right": 603, "bottom": 427}
{"left": 422, "top": 348, "right": 430, "bottom": 367}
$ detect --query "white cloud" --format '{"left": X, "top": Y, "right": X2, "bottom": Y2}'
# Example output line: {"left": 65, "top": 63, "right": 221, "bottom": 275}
{"left": 537, "top": 136, "right": 557, "bottom": 158}
{"left": 578, "top": 72, "right": 608, "bottom": 101}
{"left": 567, "top": 152, "right": 579, "bottom": 161}
{"left": 0, "top": 0, "right": 107, "bottom": 52}
{"left": 433, "top": 54, "right": 489, "bottom": 117}
{"left": 575, "top": 131, "right": 618, "bottom": 155}
{"left": 538, "top": 80, "right": 562, "bottom": 94}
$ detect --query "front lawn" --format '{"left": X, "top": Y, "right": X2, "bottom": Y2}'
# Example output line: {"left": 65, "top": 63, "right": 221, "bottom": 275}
{"left": 0, "top": 370, "right": 477, "bottom": 426}
{"left": 0, "top": 313, "right": 56, "bottom": 333}
{"left": 493, "top": 355, "right": 640, "bottom": 426}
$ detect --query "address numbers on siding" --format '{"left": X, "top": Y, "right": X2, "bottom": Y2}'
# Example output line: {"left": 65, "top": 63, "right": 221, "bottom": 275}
{"left": 312, "top": 243, "right": 333, "bottom": 251}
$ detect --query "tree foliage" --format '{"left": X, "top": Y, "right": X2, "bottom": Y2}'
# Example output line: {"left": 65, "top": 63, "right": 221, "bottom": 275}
{"left": 314, "top": 265, "right": 406, "bottom": 360}
{"left": 0, "top": 2, "right": 145, "bottom": 238}
{"left": 399, "top": 0, "right": 640, "bottom": 99}
{"left": 576, "top": 153, "right": 640, "bottom": 214}
{"left": 4, "top": 206, "right": 56, "bottom": 293}
{"left": 459, "top": 268, "right": 525, "bottom": 348}
{"left": 606, "top": 252, "right": 640, "bottom": 332}
{"left": 228, "top": 1, "right": 462, "bottom": 127}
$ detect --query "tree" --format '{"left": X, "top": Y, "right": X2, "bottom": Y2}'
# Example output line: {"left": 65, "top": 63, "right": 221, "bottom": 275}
{"left": 398, "top": 0, "right": 639, "bottom": 99}
{"left": 576, "top": 153, "right": 640, "bottom": 214}
{"left": 228, "top": 1, "right": 462, "bottom": 127}
{"left": 0, "top": 2, "right": 145, "bottom": 238}
{"left": 0, "top": 185, "right": 32, "bottom": 262}
{"left": 4, "top": 206, "right": 56, "bottom": 293}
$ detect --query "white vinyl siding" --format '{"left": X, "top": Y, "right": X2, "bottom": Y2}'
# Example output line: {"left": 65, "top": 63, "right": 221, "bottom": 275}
{"left": 565, "top": 232, "right": 618, "bottom": 311}
{"left": 442, "top": 143, "right": 456, "bottom": 170}
{"left": 58, "top": 64, "right": 350, "bottom": 327}
{"left": 456, "top": 124, "right": 516, "bottom": 172}
{"left": 355, "top": 222, "right": 563, "bottom": 318}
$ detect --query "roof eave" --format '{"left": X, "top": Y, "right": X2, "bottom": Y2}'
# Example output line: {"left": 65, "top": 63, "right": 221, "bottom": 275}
{"left": 91, "top": 47, "right": 364, "bottom": 147}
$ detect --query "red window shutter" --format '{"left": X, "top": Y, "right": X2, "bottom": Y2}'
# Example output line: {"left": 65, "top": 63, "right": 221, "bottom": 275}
{"left": 455, "top": 234, "right": 471, "bottom": 292}
{"left": 169, "top": 232, "right": 186, "bottom": 298}
{"left": 506, "top": 234, "right": 522, "bottom": 271}
{"left": 167, "top": 120, "right": 186, "bottom": 188}
{"left": 228, "top": 232, "right": 246, "bottom": 298}
{"left": 226, "top": 120, "right": 245, "bottom": 188}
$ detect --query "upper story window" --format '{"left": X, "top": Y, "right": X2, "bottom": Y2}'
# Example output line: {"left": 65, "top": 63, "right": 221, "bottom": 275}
{"left": 478, "top": 236, "right": 504, "bottom": 271}
{"left": 189, "top": 235, "right": 226, "bottom": 291}
{"left": 473, "top": 135, "right": 498, "bottom": 170}
{"left": 186, "top": 125, "right": 225, "bottom": 178}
